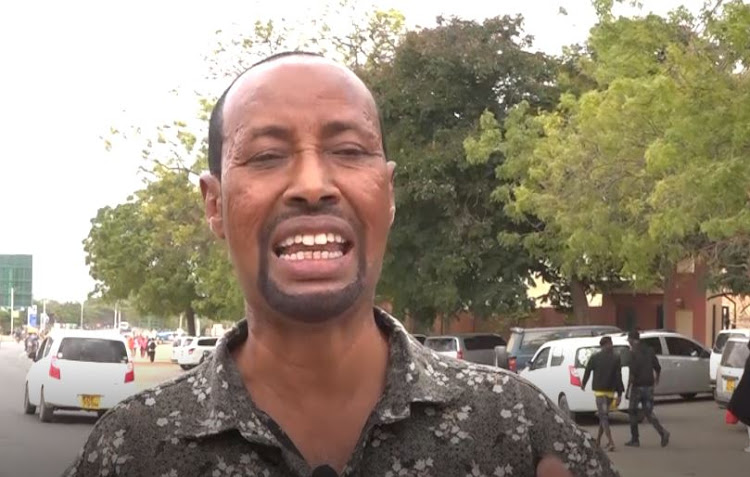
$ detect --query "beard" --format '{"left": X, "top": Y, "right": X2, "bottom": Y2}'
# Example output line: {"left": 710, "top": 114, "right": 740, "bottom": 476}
{"left": 255, "top": 206, "right": 367, "bottom": 324}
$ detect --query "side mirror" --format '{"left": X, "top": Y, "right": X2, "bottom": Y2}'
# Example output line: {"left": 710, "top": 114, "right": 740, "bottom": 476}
{"left": 494, "top": 346, "right": 509, "bottom": 369}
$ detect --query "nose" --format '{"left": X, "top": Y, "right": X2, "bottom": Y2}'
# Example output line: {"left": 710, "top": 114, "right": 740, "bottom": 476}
{"left": 283, "top": 152, "right": 340, "bottom": 208}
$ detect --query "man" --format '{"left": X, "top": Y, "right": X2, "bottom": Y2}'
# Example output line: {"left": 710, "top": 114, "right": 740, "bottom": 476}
{"left": 63, "top": 52, "right": 619, "bottom": 477}
{"left": 625, "top": 330, "right": 670, "bottom": 448}
{"left": 581, "top": 336, "right": 624, "bottom": 451}
{"left": 727, "top": 339, "right": 750, "bottom": 453}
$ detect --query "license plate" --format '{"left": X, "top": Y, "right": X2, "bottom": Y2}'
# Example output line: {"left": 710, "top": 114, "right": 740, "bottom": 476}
{"left": 726, "top": 379, "right": 736, "bottom": 392}
{"left": 79, "top": 395, "right": 101, "bottom": 410}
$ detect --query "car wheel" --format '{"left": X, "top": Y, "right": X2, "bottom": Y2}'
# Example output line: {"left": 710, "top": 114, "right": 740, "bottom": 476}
{"left": 97, "top": 410, "right": 107, "bottom": 419}
{"left": 680, "top": 393, "right": 697, "bottom": 400}
{"left": 23, "top": 384, "right": 36, "bottom": 415}
{"left": 39, "top": 390, "right": 54, "bottom": 423}
{"left": 558, "top": 394, "right": 575, "bottom": 420}
{"left": 179, "top": 364, "right": 193, "bottom": 371}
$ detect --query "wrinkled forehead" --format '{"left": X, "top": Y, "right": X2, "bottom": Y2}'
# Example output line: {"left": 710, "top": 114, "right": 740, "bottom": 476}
{"left": 222, "top": 58, "right": 381, "bottom": 136}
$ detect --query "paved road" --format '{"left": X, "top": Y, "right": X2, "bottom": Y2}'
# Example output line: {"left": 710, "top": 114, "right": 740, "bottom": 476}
{"left": 578, "top": 397, "right": 747, "bottom": 476}
{"left": 2, "top": 337, "right": 748, "bottom": 477}
{"left": 0, "top": 339, "right": 182, "bottom": 477}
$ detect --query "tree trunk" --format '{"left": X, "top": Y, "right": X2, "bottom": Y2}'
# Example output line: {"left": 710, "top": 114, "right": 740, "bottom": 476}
{"left": 185, "top": 306, "right": 197, "bottom": 337}
{"left": 571, "top": 278, "right": 590, "bottom": 325}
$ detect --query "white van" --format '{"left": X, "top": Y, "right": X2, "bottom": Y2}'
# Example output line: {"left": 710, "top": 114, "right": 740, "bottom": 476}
{"left": 710, "top": 329, "right": 750, "bottom": 386}
{"left": 714, "top": 336, "right": 749, "bottom": 407}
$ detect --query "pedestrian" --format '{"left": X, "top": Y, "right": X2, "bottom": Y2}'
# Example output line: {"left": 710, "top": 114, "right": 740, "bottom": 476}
{"left": 581, "top": 336, "right": 624, "bottom": 451}
{"left": 727, "top": 339, "right": 750, "bottom": 453}
{"left": 625, "top": 330, "right": 670, "bottom": 448}
{"left": 63, "top": 52, "right": 619, "bottom": 477}
{"left": 127, "top": 335, "right": 135, "bottom": 359}
{"left": 147, "top": 338, "right": 157, "bottom": 363}
{"left": 139, "top": 334, "right": 148, "bottom": 359}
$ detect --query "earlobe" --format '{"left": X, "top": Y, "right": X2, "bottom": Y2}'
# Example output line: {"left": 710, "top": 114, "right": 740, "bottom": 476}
{"left": 200, "top": 173, "right": 225, "bottom": 240}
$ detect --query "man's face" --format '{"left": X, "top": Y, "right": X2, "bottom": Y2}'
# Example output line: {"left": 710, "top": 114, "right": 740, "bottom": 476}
{"left": 202, "top": 57, "right": 396, "bottom": 324}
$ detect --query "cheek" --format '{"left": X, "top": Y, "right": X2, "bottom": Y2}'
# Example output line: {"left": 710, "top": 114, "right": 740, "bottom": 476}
{"left": 344, "top": 173, "right": 393, "bottom": 260}
{"left": 223, "top": 177, "right": 272, "bottom": 267}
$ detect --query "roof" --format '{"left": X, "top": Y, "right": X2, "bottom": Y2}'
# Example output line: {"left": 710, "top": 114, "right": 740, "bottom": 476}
{"left": 424, "top": 333, "right": 504, "bottom": 339}
{"left": 726, "top": 336, "right": 750, "bottom": 343}
{"left": 510, "top": 325, "right": 620, "bottom": 333}
{"left": 47, "top": 329, "right": 126, "bottom": 341}
{"left": 535, "top": 335, "right": 630, "bottom": 349}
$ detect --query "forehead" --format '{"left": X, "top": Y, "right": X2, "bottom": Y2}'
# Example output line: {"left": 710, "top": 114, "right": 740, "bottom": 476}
{"left": 222, "top": 58, "right": 379, "bottom": 134}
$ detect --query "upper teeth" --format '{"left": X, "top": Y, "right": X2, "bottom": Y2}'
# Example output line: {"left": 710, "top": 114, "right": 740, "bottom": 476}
{"left": 279, "top": 233, "right": 344, "bottom": 248}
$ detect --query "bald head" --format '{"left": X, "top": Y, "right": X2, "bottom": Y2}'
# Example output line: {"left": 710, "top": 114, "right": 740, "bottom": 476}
{"left": 207, "top": 52, "right": 386, "bottom": 177}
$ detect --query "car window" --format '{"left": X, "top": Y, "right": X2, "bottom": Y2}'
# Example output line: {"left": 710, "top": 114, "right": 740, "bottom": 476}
{"left": 641, "top": 337, "right": 663, "bottom": 355}
{"left": 574, "top": 345, "right": 630, "bottom": 368}
{"left": 173, "top": 338, "right": 182, "bottom": 347}
{"left": 43, "top": 338, "right": 54, "bottom": 358}
{"left": 424, "top": 338, "right": 457, "bottom": 352}
{"left": 530, "top": 347, "right": 551, "bottom": 370}
{"left": 183, "top": 338, "right": 194, "bottom": 347}
{"left": 57, "top": 338, "right": 129, "bottom": 364}
{"left": 518, "top": 331, "right": 563, "bottom": 354}
{"left": 550, "top": 347, "right": 564, "bottom": 367}
{"left": 197, "top": 338, "right": 218, "bottom": 347}
{"left": 714, "top": 332, "right": 744, "bottom": 353}
{"left": 720, "top": 341, "right": 750, "bottom": 368}
{"left": 462, "top": 335, "right": 506, "bottom": 351}
{"left": 665, "top": 337, "right": 704, "bottom": 357}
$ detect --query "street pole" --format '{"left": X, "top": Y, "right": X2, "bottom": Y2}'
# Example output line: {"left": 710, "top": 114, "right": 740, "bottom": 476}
{"left": 9, "top": 287, "right": 14, "bottom": 337}
{"left": 80, "top": 300, "right": 84, "bottom": 329}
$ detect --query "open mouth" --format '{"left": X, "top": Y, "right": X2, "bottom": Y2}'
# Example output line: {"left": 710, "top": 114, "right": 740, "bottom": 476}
{"left": 273, "top": 232, "right": 353, "bottom": 261}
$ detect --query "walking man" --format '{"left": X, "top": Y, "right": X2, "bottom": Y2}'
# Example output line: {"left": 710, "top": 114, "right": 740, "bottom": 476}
{"left": 625, "top": 330, "right": 670, "bottom": 447}
{"left": 581, "top": 336, "right": 624, "bottom": 451}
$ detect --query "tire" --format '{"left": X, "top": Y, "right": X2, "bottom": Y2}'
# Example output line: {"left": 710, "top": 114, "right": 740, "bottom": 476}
{"left": 680, "top": 393, "right": 697, "bottom": 400}
{"left": 38, "top": 390, "right": 54, "bottom": 423}
{"left": 179, "top": 364, "right": 193, "bottom": 371}
{"left": 558, "top": 394, "right": 575, "bottom": 420}
{"left": 23, "top": 384, "right": 36, "bottom": 415}
{"left": 97, "top": 410, "right": 107, "bottom": 419}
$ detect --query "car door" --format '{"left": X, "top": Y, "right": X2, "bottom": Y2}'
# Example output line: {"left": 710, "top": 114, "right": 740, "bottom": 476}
{"left": 522, "top": 346, "right": 553, "bottom": 398}
{"left": 664, "top": 336, "right": 711, "bottom": 394}
{"left": 640, "top": 336, "right": 670, "bottom": 394}
{"left": 28, "top": 337, "right": 54, "bottom": 402}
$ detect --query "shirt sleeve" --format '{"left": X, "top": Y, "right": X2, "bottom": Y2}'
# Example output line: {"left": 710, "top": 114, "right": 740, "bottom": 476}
{"left": 581, "top": 354, "right": 595, "bottom": 389}
{"left": 521, "top": 382, "right": 621, "bottom": 477}
{"left": 651, "top": 349, "right": 661, "bottom": 374}
{"left": 614, "top": 356, "right": 624, "bottom": 394}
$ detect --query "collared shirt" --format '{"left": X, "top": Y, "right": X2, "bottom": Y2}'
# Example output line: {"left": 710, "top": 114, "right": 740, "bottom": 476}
{"left": 63, "top": 309, "right": 620, "bottom": 477}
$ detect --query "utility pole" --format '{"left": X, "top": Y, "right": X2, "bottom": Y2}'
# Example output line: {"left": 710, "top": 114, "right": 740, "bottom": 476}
{"left": 80, "top": 300, "right": 84, "bottom": 329}
{"left": 9, "top": 286, "right": 14, "bottom": 337}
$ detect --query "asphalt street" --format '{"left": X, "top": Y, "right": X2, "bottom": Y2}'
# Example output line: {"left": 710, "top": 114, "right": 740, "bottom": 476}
{"left": 1, "top": 337, "right": 748, "bottom": 477}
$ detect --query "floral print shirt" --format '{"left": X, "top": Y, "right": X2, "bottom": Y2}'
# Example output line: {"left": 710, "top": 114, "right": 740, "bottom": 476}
{"left": 63, "top": 308, "right": 620, "bottom": 477}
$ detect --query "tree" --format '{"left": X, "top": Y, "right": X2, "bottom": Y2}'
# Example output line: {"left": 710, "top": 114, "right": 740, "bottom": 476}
{"left": 465, "top": 0, "right": 750, "bottom": 321}
{"left": 368, "top": 15, "right": 561, "bottom": 325}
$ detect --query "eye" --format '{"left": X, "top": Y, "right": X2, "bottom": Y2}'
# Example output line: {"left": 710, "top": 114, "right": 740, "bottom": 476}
{"left": 249, "top": 151, "right": 287, "bottom": 164}
{"left": 331, "top": 147, "right": 368, "bottom": 158}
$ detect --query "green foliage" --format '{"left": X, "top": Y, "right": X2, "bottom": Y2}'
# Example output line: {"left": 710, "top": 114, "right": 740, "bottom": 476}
{"left": 467, "top": 0, "right": 750, "bottom": 300}
{"left": 369, "top": 15, "right": 561, "bottom": 323}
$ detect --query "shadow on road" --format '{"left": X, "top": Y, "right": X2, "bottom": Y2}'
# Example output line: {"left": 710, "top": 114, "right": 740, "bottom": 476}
{"left": 35, "top": 411, "right": 99, "bottom": 426}
{"left": 574, "top": 394, "right": 715, "bottom": 426}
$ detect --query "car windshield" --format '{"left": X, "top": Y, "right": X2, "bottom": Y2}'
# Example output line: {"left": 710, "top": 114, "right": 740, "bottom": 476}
{"left": 714, "top": 332, "right": 744, "bottom": 353}
{"left": 516, "top": 330, "right": 564, "bottom": 354}
{"left": 425, "top": 338, "right": 457, "bottom": 352}
{"left": 720, "top": 341, "right": 750, "bottom": 368}
{"left": 197, "top": 338, "right": 218, "bottom": 346}
{"left": 57, "top": 338, "right": 129, "bottom": 364}
{"left": 463, "top": 335, "right": 506, "bottom": 350}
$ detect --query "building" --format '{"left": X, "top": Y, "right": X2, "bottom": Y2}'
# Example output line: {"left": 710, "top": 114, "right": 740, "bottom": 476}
{"left": 0, "top": 254, "right": 33, "bottom": 308}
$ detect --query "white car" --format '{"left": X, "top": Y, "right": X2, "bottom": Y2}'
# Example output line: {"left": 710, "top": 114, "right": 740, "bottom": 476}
{"left": 714, "top": 336, "right": 749, "bottom": 407}
{"left": 710, "top": 328, "right": 750, "bottom": 386}
{"left": 178, "top": 337, "right": 218, "bottom": 370}
{"left": 171, "top": 336, "right": 196, "bottom": 363}
{"left": 520, "top": 330, "right": 712, "bottom": 418}
{"left": 23, "top": 330, "right": 137, "bottom": 422}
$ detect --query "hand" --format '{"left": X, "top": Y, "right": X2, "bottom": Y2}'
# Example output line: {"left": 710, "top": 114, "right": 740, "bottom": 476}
{"left": 625, "top": 391, "right": 630, "bottom": 400}
{"left": 536, "top": 456, "right": 574, "bottom": 477}
{"left": 615, "top": 396, "right": 622, "bottom": 407}
{"left": 580, "top": 384, "right": 586, "bottom": 391}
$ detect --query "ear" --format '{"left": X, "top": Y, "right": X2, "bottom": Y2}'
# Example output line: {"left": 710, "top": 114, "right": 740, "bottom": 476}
{"left": 387, "top": 161, "right": 396, "bottom": 226}
{"left": 199, "top": 172, "right": 225, "bottom": 239}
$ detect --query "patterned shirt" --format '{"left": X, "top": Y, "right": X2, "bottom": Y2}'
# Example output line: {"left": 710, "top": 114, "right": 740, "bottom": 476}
{"left": 63, "top": 309, "right": 620, "bottom": 477}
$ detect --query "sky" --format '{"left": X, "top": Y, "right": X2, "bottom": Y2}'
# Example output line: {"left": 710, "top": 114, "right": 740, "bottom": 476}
{"left": 0, "top": 0, "right": 704, "bottom": 303}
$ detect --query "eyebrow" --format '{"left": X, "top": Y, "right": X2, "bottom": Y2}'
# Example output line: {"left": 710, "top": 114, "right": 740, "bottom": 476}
{"left": 320, "top": 120, "right": 373, "bottom": 140}
{"left": 244, "top": 120, "right": 377, "bottom": 144}
{"left": 247, "top": 125, "right": 294, "bottom": 142}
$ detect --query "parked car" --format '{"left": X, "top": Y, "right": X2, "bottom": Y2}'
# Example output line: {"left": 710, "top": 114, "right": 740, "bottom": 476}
{"left": 495, "top": 325, "right": 621, "bottom": 372}
{"left": 411, "top": 334, "right": 427, "bottom": 345}
{"left": 178, "top": 337, "right": 218, "bottom": 370}
{"left": 23, "top": 330, "right": 136, "bottom": 422}
{"left": 171, "top": 336, "right": 196, "bottom": 363}
{"left": 710, "top": 328, "right": 750, "bottom": 387}
{"left": 423, "top": 333, "right": 507, "bottom": 366}
{"left": 714, "top": 336, "right": 750, "bottom": 408}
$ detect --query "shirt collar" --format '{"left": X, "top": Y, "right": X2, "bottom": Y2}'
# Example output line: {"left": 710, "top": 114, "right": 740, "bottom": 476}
{"left": 173, "top": 307, "right": 463, "bottom": 443}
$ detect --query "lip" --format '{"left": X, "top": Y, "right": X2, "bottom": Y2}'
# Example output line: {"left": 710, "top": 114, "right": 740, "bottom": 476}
{"left": 269, "top": 215, "right": 356, "bottom": 251}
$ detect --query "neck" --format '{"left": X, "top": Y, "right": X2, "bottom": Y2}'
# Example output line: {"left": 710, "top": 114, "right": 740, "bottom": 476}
{"left": 234, "top": 302, "right": 389, "bottom": 398}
